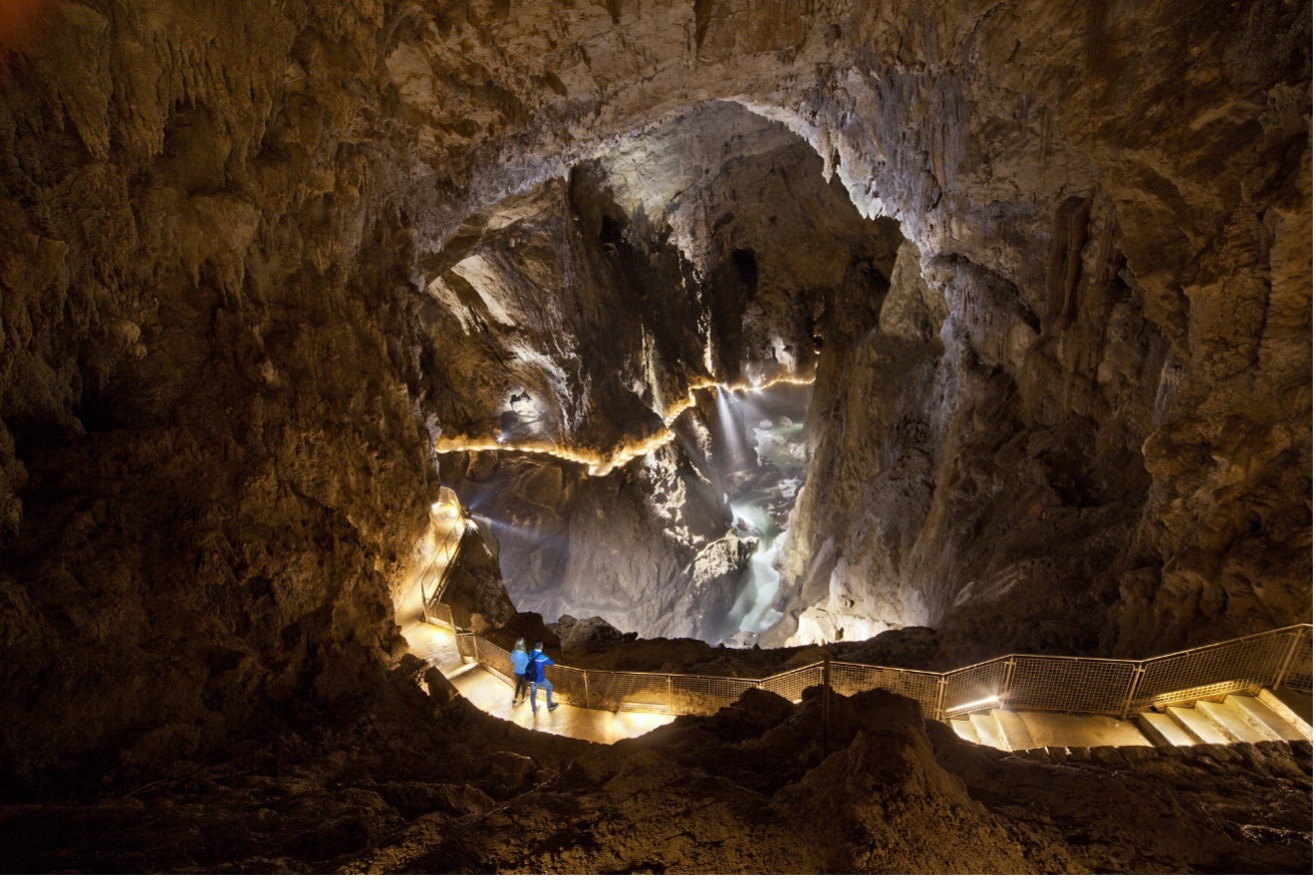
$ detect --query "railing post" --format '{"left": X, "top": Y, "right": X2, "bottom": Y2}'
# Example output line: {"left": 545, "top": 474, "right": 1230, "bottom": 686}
{"left": 1120, "top": 663, "right": 1146, "bottom": 718}
{"left": 1273, "top": 629, "right": 1305, "bottom": 690}
{"left": 666, "top": 675, "right": 674, "bottom": 714}
{"left": 999, "top": 657, "right": 1017, "bottom": 712}
{"left": 822, "top": 656, "right": 832, "bottom": 750}
{"left": 583, "top": 670, "right": 590, "bottom": 710}
{"left": 935, "top": 675, "right": 947, "bottom": 722}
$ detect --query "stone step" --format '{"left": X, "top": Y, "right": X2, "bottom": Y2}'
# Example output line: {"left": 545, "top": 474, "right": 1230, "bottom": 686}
{"left": 1136, "top": 711, "right": 1196, "bottom": 747}
{"left": 970, "top": 712, "right": 1007, "bottom": 750}
{"left": 991, "top": 709, "right": 1036, "bottom": 751}
{"left": 950, "top": 716, "right": 981, "bottom": 744}
{"left": 1196, "top": 700, "right": 1269, "bottom": 743}
{"left": 1259, "top": 687, "right": 1313, "bottom": 740}
{"left": 1225, "top": 695, "right": 1306, "bottom": 741}
{"left": 1166, "top": 705, "right": 1231, "bottom": 744}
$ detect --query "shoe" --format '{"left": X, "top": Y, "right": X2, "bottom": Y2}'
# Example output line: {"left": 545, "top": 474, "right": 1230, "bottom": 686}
{"left": 548, "top": 703, "right": 559, "bottom": 711}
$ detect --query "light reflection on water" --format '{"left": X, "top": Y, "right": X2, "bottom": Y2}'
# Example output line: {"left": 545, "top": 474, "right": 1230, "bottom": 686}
{"left": 714, "top": 384, "right": 812, "bottom": 645}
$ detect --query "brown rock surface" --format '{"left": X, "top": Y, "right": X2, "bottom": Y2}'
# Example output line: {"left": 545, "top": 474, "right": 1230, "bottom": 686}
{"left": 0, "top": 680, "right": 1308, "bottom": 873}
{"left": 0, "top": 0, "right": 1309, "bottom": 869}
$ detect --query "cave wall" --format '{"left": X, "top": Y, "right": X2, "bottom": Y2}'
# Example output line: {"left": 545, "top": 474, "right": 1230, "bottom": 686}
{"left": 0, "top": 1, "right": 443, "bottom": 773}
{"left": 0, "top": 0, "right": 1308, "bottom": 771}
{"left": 429, "top": 104, "right": 903, "bottom": 641}
{"left": 389, "top": 0, "right": 1311, "bottom": 654}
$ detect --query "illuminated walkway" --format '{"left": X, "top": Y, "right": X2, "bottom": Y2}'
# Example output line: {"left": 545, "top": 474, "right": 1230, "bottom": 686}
{"left": 393, "top": 498, "right": 674, "bottom": 744}
{"left": 401, "top": 617, "right": 675, "bottom": 744}
{"left": 947, "top": 689, "right": 1312, "bottom": 751}
{"left": 394, "top": 504, "right": 1311, "bottom": 752}
{"left": 432, "top": 374, "right": 815, "bottom": 477}
{"left": 403, "top": 611, "right": 1312, "bottom": 752}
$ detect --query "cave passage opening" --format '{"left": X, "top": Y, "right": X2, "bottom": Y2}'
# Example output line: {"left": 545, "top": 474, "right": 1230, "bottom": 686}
{"left": 418, "top": 100, "right": 915, "bottom": 648}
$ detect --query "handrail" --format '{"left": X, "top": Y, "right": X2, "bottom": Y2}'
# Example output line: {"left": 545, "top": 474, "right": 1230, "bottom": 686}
{"left": 425, "top": 606, "right": 1311, "bottom": 723}
{"left": 419, "top": 524, "right": 465, "bottom": 619}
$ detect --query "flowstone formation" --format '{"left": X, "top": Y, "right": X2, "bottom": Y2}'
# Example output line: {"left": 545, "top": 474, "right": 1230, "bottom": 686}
{"left": 0, "top": 6, "right": 1309, "bottom": 870}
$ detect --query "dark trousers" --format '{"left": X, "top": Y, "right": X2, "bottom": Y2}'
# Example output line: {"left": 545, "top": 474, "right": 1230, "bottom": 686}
{"left": 514, "top": 674, "right": 529, "bottom": 702}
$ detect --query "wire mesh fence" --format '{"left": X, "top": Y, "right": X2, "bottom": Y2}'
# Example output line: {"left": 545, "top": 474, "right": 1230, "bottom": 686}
{"left": 1132, "top": 627, "right": 1302, "bottom": 710}
{"left": 427, "top": 601, "right": 455, "bottom": 631}
{"left": 942, "top": 659, "right": 1010, "bottom": 717}
{"left": 1283, "top": 628, "right": 1313, "bottom": 692}
{"left": 758, "top": 663, "right": 825, "bottom": 703}
{"left": 830, "top": 662, "right": 942, "bottom": 716}
{"left": 475, "top": 637, "right": 514, "bottom": 684}
{"left": 668, "top": 674, "right": 761, "bottom": 715}
{"left": 1005, "top": 656, "right": 1139, "bottom": 715}
{"left": 575, "top": 669, "right": 673, "bottom": 713}
{"left": 422, "top": 612, "right": 1310, "bottom": 723}
{"left": 543, "top": 664, "right": 588, "bottom": 706}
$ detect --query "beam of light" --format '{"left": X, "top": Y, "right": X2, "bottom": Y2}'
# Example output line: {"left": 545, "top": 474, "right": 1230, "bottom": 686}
{"left": 714, "top": 388, "right": 750, "bottom": 470}
{"left": 472, "top": 512, "right": 569, "bottom": 548}
{"left": 434, "top": 372, "right": 815, "bottom": 477}
{"left": 944, "top": 695, "right": 1000, "bottom": 715}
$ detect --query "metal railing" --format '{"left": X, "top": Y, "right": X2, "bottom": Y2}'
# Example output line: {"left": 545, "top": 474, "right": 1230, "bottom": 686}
{"left": 425, "top": 603, "right": 1311, "bottom": 723}
{"left": 420, "top": 524, "right": 465, "bottom": 621}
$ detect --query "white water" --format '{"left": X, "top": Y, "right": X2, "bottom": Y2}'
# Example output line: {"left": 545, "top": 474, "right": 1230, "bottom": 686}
{"left": 714, "top": 386, "right": 811, "bottom": 645}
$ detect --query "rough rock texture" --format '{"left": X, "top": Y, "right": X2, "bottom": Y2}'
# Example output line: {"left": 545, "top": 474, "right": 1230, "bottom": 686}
{"left": 429, "top": 104, "right": 900, "bottom": 641}
{"left": 0, "top": 0, "right": 1308, "bottom": 825}
{"left": 1, "top": 1, "right": 449, "bottom": 775}
{"left": 434, "top": 522, "right": 518, "bottom": 632}
{"left": 1, "top": 678, "right": 1309, "bottom": 873}
{"left": 444, "top": 435, "right": 752, "bottom": 642}
{"left": 547, "top": 613, "right": 632, "bottom": 652}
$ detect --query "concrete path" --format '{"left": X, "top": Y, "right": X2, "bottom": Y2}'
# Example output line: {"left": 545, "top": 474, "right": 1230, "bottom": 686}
{"left": 397, "top": 583, "right": 1309, "bottom": 753}
{"left": 401, "top": 616, "right": 675, "bottom": 745}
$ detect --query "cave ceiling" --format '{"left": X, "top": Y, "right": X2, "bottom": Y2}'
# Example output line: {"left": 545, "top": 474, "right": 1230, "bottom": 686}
{"left": 0, "top": 0, "right": 1308, "bottom": 778}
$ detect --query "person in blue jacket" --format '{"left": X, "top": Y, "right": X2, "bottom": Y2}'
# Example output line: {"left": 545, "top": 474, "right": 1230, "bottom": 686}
{"left": 527, "top": 641, "right": 559, "bottom": 712}
{"left": 510, "top": 638, "right": 530, "bottom": 705}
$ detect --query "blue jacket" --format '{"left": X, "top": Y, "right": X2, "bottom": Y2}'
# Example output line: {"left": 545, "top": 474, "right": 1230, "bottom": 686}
{"left": 510, "top": 649, "right": 529, "bottom": 676}
{"left": 527, "top": 650, "right": 554, "bottom": 683}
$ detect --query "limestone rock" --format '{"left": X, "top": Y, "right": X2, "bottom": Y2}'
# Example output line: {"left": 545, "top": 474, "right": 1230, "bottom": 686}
{"left": 0, "top": 0, "right": 1307, "bottom": 791}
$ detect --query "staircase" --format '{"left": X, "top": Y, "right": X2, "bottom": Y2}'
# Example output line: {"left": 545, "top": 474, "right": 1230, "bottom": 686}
{"left": 1135, "top": 687, "right": 1311, "bottom": 747}
{"left": 948, "top": 686, "right": 1312, "bottom": 752}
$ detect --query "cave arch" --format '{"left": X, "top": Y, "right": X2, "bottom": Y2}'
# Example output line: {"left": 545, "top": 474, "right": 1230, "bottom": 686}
{"left": 385, "top": 3, "right": 1310, "bottom": 656}
{"left": 421, "top": 100, "right": 909, "bottom": 645}
{"left": 0, "top": 0, "right": 1306, "bottom": 779}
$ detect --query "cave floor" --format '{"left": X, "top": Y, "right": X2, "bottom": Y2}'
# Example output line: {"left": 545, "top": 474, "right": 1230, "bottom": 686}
{"left": 401, "top": 619, "right": 675, "bottom": 744}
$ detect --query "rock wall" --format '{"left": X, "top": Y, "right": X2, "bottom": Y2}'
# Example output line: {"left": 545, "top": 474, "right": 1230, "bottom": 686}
{"left": 429, "top": 104, "right": 901, "bottom": 641}
{"left": 768, "top": 2, "right": 1312, "bottom": 652}
{"left": 0, "top": 0, "right": 1308, "bottom": 772}
{"left": 0, "top": 1, "right": 443, "bottom": 773}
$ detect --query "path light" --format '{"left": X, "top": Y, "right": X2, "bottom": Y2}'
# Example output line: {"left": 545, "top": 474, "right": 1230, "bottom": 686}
{"left": 434, "top": 373, "right": 817, "bottom": 476}
{"left": 945, "top": 694, "right": 1000, "bottom": 715}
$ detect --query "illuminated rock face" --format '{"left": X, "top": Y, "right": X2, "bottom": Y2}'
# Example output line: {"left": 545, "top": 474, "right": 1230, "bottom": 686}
{"left": 0, "top": 0, "right": 1309, "bottom": 771}
{"left": 430, "top": 104, "right": 899, "bottom": 641}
